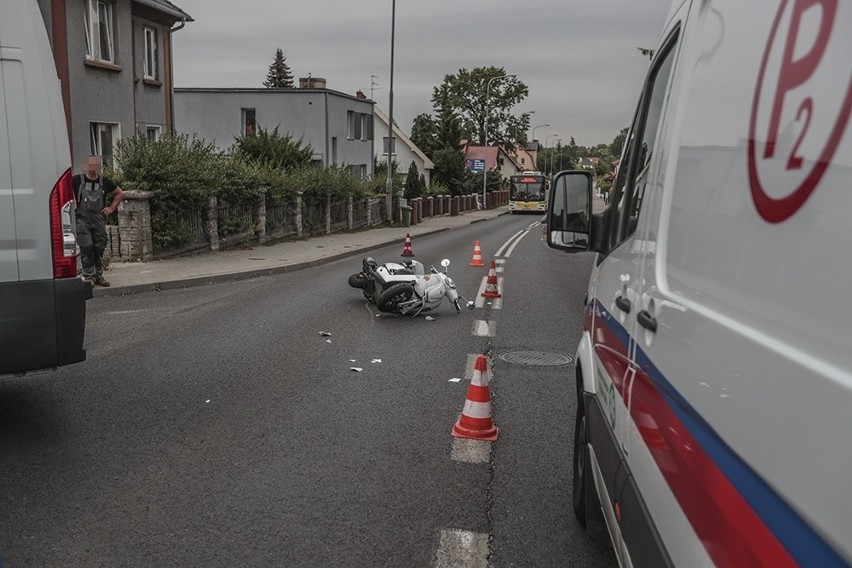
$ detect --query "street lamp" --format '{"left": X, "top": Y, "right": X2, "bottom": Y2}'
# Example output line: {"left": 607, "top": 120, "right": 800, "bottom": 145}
{"left": 545, "top": 134, "right": 559, "bottom": 175}
{"left": 531, "top": 123, "right": 549, "bottom": 145}
{"left": 385, "top": 0, "right": 396, "bottom": 221}
{"left": 482, "top": 73, "right": 515, "bottom": 210}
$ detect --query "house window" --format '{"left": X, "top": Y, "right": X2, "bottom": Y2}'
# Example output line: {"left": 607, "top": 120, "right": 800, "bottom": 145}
{"left": 85, "top": 0, "right": 115, "bottom": 63}
{"left": 242, "top": 108, "right": 256, "bottom": 137}
{"left": 90, "top": 122, "right": 120, "bottom": 168}
{"left": 146, "top": 126, "right": 161, "bottom": 141}
{"left": 349, "top": 164, "right": 366, "bottom": 179}
{"left": 348, "top": 112, "right": 371, "bottom": 140}
{"left": 363, "top": 115, "right": 372, "bottom": 141}
{"left": 143, "top": 26, "right": 158, "bottom": 80}
{"left": 383, "top": 137, "right": 396, "bottom": 156}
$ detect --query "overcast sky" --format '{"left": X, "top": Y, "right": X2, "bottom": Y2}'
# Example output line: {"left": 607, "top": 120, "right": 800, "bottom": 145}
{"left": 172, "top": 0, "right": 673, "bottom": 147}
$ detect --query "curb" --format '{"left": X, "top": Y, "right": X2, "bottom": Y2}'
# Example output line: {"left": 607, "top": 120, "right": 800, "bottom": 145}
{"left": 92, "top": 209, "right": 512, "bottom": 298}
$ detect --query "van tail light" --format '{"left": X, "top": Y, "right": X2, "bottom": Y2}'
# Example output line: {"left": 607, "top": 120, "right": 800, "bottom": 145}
{"left": 50, "top": 167, "right": 78, "bottom": 278}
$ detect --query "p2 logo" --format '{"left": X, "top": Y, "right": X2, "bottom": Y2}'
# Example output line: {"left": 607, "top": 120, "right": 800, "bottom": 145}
{"left": 748, "top": 0, "right": 851, "bottom": 223}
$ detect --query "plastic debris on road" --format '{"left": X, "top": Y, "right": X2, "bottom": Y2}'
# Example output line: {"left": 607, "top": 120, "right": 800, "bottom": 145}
{"left": 425, "top": 316, "right": 436, "bottom": 321}
{"left": 319, "top": 331, "right": 332, "bottom": 336}
{"left": 448, "top": 378, "right": 462, "bottom": 383}
{"left": 326, "top": 339, "right": 332, "bottom": 344}
{"left": 351, "top": 367, "right": 363, "bottom": 372}
{"left": 371, "top": 359, "right": 382, "bottom": 364}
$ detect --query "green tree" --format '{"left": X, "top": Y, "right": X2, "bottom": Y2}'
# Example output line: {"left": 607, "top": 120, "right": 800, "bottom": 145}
{"left": 410, "top": 113, "right": 438, "bottom": 159}
{"left": 263, "top": 48, "right": 294, "bottom": 88}
{"left": 609, "top": 127, "right": 629, "bottom": 159}
{"left": 432, "top": 66, "right": 529, "bottom": 147}
{"left": 232, "top": 126, "right": 312, "bottom": 171}
{"left": 431, "top": 147, "right": 466, "bottom": 195}
{"left": 404, "top": 161, "right": 423, "bottom": 199}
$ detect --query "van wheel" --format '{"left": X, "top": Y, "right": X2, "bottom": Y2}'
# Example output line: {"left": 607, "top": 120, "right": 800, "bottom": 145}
{"left": 572, "top": 393, "right": 587, "bottom": 525}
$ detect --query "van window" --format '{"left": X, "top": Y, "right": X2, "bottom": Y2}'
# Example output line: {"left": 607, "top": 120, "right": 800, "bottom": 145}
{"left": 608, "top": 32, "right": 678, "bottom": 249}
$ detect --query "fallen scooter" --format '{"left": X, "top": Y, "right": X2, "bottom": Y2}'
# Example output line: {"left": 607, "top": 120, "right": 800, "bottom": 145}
{"left": 349, "top": 258, "right": 474, "bottom": 316}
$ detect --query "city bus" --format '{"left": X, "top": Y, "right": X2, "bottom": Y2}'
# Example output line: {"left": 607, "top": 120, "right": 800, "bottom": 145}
{"left": 508, "top": 172, "right": 548, "bottom": 213}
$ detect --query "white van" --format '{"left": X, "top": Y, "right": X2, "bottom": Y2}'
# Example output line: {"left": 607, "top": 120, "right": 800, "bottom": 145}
{"left": 546, "top": 1, "right": 850, "bottom": 566}
{"left": 1, "top": 0, "right": 89, "bottom": 376}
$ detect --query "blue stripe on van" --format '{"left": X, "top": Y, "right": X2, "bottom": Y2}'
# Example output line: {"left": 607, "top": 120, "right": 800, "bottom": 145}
{"left": 594, "top": 300, "right": 848, "bottom": 566}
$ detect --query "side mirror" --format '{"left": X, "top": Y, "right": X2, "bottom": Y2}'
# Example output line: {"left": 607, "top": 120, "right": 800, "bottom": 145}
{"left": 440, "top": 258, "right": 450, "bottom": 268}
{"left": 545, "top": 170, "right": 594, "bottom": 253}
{"left": 466, "top": 301, "right": 475, "bottom": 310}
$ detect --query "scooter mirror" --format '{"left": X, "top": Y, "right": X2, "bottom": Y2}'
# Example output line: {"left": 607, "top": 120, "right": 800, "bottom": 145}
{"left": 441, "top": 259, "right": 450, "bottom": 268}
{"left": 466, "top": 301, "right": 475, "bottom": 310}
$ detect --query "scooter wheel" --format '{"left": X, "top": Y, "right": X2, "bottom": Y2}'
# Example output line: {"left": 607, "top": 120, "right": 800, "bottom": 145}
{"left": 348, "top": 273, "right": 366, "bottom": 289}
{"left": 377, "top": 283, "right": 415, "bottom": 313}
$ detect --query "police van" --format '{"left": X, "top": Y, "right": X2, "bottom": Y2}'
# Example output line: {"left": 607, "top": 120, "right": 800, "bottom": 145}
{"left": 545, "top": 1, "right": 850, "bottom": 566}
{"left": 1, "top": 0, "right": 89, "bottom": 376}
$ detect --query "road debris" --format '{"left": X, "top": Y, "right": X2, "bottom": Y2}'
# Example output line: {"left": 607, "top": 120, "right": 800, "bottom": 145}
{"left": 319, "top": 331, "right": 332, "bottom": 336}
{"left": 448, "top": 378, "right": 462, "bottom": 383}
{"left": 371, "top": 359, "right": 382, "bottom": 364}
{"left": 350, "top": 367, "right": 363, "bottom": 372}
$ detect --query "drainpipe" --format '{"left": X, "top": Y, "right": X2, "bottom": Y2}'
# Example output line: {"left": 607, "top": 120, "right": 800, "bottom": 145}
{"left": 168, "top": 18, "right": 187, "bottom": 133}
{"left": 324, "top": 91, "right": 330, "bottom": 168}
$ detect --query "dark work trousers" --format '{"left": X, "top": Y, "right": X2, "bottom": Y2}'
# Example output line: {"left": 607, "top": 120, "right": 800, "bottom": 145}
{"left": 76, "top": 180, "right": 107, "bottom": 278}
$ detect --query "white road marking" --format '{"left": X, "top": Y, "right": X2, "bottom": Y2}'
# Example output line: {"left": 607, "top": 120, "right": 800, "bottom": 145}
{"left": 450, "top": 438, "right": 492, "bottom": 464}
{"left": 473, "top": 320, "right": 496, "bottom": 337}
{"left": 434, "top": 529, "right": 490, "bottom": 568}
{"left": 494, "top": 230, "right": 525, "bottom": 258}
{"left": 503, "top": 231, "right": 527, "bottom": 258}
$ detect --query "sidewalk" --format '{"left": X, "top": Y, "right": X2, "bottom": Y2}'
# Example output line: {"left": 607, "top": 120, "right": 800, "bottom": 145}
{"left": 93, "top": 206, "right": 511, "bottom": 297}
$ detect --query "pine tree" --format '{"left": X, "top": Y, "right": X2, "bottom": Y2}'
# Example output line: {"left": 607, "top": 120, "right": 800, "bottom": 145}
{"left": 263, "top": 48, "right": 294, "bottom": 88}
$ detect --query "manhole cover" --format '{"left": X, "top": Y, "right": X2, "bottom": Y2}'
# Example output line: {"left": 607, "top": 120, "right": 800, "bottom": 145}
{"left": 497, "top": 351, "right": 573, "bottom": 366}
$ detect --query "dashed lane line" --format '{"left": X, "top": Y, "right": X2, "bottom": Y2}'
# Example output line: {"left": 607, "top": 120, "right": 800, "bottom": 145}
{"left": 434, "top": 529, "right": 490, "bottom": 568}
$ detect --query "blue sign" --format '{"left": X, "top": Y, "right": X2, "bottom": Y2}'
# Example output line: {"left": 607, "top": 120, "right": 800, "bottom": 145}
{"left": 468, "top": 159, "right": 485, "bottom": 172}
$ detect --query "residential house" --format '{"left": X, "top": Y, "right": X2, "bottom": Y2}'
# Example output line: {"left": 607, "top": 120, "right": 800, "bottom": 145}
{"left": 463, "top": 144, "right": 523, "bottom": 181}
{"left": 370, "top": 102, "right": 433, "bottom": 186}
{"left": 579, "top": 156, "right": 600, "bottom": 170}
{"left": 37, "top": 0, "right": 192, "bottom": 169}
{"left": 174, "top": 85, "right": 375, "bottom": 178}
{"left": 510, "top": 144, "right": 538, "bottom": 173}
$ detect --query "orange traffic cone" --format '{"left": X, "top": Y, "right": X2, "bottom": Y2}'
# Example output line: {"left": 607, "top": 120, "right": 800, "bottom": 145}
{"left": 452, "top": 355, "right": 498, "bottom": 441}
{"left": 481, "top": 260, "right": 501, "bottom": 299}
{"left": 470, "top": 241, "right": 484, "bottom": 267}
{"left": 401, "top": 233, "right": 414, "bottom": 257}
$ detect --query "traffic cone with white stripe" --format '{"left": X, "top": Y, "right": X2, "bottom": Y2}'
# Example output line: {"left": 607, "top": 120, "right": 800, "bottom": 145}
{"left": 481, "top": 260, "right": 501, "bottom": 299}
{"left": 401, "top": 233, "right": 414, "bottom": 257}
{"left": 452, "top": 355, "right": 498, "bottom": 441}
{"left": 470, "top": 240, "right": 484, "bottom": 267}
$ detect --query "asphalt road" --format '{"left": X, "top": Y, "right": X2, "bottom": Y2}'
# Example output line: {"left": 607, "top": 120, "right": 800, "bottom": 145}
{"left": 0, "top": 214, "right": 615, "bottom": 567}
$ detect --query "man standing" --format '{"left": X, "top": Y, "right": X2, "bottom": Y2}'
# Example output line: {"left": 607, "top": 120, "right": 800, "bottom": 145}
{"left": 73, "top": 155, "right": 124, "bottom": 286}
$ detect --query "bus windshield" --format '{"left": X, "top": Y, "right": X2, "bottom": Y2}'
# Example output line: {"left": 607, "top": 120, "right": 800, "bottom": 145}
{"left": 510, "top": 176, "right": 546, "bottom": 201}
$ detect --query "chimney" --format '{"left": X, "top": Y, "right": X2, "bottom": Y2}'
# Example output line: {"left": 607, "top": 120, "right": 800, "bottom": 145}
{"left": 299, "top": 77, "right": 326, "bottom": 89}
{"left": 356, "top": 90, "right": 367, "bottom": 99}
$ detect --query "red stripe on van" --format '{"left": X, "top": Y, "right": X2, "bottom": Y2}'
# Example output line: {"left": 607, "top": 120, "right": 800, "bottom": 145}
{"left": 593, "top": 314, "right": 797, "bottom": 567}
{"left": 630, "top": 365, "right": 797, "bottom": 567}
